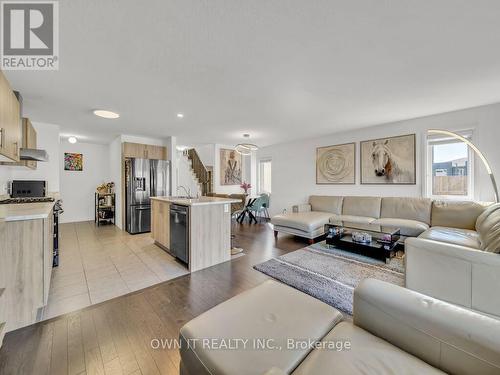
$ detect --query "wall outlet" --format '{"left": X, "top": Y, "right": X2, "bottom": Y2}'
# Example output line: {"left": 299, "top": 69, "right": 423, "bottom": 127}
{"left": 224, "top": 204, "right": 229, "bottom": 213}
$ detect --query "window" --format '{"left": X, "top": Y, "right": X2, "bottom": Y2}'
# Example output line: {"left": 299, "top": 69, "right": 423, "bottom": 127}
{"left": 258, "top": 159, "right": 272, "bottom": 193}
{"left": 426, "top": 130, "right": 474, "bottom": 199}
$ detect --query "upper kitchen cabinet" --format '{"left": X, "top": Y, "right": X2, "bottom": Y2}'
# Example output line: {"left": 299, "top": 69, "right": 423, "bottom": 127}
{"left": 1, "top": 118, "right": 37, "bottom": 169}
{"left": 0, "top": 70, "right": 21, "bottom": 162}
{"left": 146, "top": 144, "right": 167, "bottom": 160}
{"left": 23, "top": 119, "right": 37, "bottom": 169}
{"left": 122, "top": 142, "right": 167, "bottom": 160}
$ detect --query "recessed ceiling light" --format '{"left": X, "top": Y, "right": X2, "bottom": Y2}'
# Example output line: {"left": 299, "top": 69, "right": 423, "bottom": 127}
{"left": 68, "top": 136, "right": 77, "bottom": 144}
{"left": 177, "top": 113, "right": 184, "bottom": 118}
{"left": 93, "top": 109, "right": 120, "bottom": 119}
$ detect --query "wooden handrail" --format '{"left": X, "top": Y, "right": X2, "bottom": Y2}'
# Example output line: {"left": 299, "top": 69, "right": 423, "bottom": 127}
{"left": 187, "top": 148, "right": 213, "bottom": 196}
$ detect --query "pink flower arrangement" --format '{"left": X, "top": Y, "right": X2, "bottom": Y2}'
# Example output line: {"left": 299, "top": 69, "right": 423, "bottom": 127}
{"left": 240, "top": 181, "right": 252, "bottom": 194}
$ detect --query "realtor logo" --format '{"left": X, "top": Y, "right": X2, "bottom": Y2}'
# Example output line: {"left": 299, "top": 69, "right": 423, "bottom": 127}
{"left": 1, "top": 1, "right": 58, "bottom": 70}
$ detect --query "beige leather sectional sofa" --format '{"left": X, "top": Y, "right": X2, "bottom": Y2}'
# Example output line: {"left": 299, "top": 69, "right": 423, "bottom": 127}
{"left": 271, "top": 195, "right": 489, "bottom": 241}
{"left": 179, "top": 279, "right": 500, "bottom": 375}
{"left": 272, "top": 195, "right": 500, "bottom": 317}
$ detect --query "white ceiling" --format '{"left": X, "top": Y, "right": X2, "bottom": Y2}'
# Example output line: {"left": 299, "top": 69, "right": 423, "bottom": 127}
{"left": 5, "top": 0, "right": 500, "bottom": 146}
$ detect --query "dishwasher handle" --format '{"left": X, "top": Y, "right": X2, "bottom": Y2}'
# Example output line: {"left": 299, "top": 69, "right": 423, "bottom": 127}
{"left": 170, "top": 204, "right": 188, "bottom": 214}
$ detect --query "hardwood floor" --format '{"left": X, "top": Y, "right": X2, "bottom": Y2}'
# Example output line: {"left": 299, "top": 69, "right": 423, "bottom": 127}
{"left": 0, "top": 221, "right": 307, "bottom": 375}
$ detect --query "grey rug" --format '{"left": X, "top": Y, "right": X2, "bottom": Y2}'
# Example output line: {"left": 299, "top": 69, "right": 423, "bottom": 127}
{"left": 254, "top": 241, "right": 404, "bottom": 315}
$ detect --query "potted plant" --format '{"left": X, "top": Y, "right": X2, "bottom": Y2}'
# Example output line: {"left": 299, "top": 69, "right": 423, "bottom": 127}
{"left": 240, "top": 181, "right": 251, "bottom": 194}
{"left": 96, "top": 183, "right": 107, "bottom": 195}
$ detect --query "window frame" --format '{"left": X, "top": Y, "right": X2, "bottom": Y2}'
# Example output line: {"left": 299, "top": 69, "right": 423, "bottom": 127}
{"left": 258, "top": 158, "right": 272, "bottom": 194}
{"left": 425, "top": 129, "right": 475, "bottom": 200}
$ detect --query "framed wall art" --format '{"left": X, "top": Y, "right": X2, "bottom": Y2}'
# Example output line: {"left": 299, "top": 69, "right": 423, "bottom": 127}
{"left": 360, "top": 134, "right": 416, "bottom": 184}
{"left": 316, "top": 142, "right": 356, "bottom": 184}
{"left": 220, "top": 148, "right": 242, "bottom": 185}
{"left": 64, "top": 152, "right": 83, "bottom": 171}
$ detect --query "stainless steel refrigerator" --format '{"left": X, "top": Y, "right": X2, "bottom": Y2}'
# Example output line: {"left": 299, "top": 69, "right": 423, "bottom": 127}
{"left": 125, "top": 158, "right": 170, "bottom": 234}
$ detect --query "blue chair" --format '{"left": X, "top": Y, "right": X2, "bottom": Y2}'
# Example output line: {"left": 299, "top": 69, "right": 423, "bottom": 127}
{"left": 250, "top": 193, "right": 270, "bottom": 222}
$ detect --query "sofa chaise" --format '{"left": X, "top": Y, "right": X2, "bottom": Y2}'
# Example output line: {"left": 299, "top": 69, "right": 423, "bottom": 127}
{"left": 271, "top": 195, "right": 500, "bottom": 317}
{"left": 179, "top": 278, "right": 500, "bottom": 375}
{"left": 271, "top": 195, "right": 488, "bottom": 242}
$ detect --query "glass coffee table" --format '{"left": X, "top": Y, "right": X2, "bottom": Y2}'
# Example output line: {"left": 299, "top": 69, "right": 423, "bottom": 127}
{"left": 324, "top": 224, "right": 403, "bottom": 263}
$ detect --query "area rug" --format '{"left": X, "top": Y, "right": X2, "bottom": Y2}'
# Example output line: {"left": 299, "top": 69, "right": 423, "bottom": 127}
{"left": 254, "top": 242, "right": 404, "bottom": 315}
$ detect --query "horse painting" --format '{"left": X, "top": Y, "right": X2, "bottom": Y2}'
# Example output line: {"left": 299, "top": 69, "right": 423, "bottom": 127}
{"left": 361, "top": 134, "right": 416, "bottom": 184}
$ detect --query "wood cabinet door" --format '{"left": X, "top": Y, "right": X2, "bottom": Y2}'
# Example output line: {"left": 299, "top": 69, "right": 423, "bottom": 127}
{"left": 25, "top": 118, "right": 37, "bottom": 170}
{"left": 146, "top": 145, "right": 167, "bottom": 160}
{"left": 123, "top": 142, "right": 146, "bottom": 158}
{"left": 0, "top": 219, "right": 44, "bottom": 331}
{"left": 0, "top": 71, "right": 21, "bottom": 162}
{"left": 123, "top": 142, "right": 167, "bottom": 160}
{"left": 152, "top": 200, "right": 170, "bottom": 249}
{"left": 0, "top": 117, "right": 37, "bottom": 169}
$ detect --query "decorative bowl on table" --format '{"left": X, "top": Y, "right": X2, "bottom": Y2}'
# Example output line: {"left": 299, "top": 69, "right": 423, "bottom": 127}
{"left": 352, "top": 231, "right": 372, "bottom": 243}
{"left": 328, "top": 226, "right": 344, "bottom": 237}
{"left": 377, "top": 233, "right": 393, "bottom": 244}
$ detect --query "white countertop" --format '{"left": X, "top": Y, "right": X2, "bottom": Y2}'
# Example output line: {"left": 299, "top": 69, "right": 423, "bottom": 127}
{"left": 151, "top": 196, "right": 240, "bottom": 206}
{"left": 0, "top": 201, "right": 56, "bottom": 222}
{"left": 0, "top": 193, "right": 59, "bottom": 222}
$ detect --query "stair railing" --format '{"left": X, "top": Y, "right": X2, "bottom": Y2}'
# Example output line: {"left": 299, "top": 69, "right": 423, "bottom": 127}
{"left": 187, "top": 148, "right": 213, "bottom": 196}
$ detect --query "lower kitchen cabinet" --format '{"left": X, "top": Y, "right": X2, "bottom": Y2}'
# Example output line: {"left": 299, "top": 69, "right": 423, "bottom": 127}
{"left": 0, "top": 210, "right": 54, "bottom": 332}
{"left": 152, "top": 198, "right": 170, "bottom": 249}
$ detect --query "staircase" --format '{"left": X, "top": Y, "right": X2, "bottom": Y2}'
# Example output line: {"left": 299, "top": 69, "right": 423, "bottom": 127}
{"left": 186, "top": 148, "right": 213, "bottom": 196}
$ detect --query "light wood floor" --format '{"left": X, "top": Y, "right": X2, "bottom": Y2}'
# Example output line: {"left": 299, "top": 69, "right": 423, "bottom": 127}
{"left": 0, "top": 221, "right": 306, "bottom": 375}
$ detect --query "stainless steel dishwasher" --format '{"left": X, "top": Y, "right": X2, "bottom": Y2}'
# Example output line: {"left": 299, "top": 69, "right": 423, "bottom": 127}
{"left": 169, "top": 204, "right": 189, "bottom": 264}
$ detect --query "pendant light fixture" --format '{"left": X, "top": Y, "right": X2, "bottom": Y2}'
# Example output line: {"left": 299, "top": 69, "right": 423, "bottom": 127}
{"left": 235, "top": 134, "right": 259, "bottom": 155}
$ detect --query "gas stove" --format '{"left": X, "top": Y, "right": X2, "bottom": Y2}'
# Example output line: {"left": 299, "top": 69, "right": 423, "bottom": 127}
{"left": 0, "top": 197, "right": 55, "bottom": 204}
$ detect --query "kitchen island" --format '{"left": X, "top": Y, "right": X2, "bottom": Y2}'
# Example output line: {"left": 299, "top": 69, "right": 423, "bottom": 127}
{"left": 151, "top": 196, "right": 240, "bottom": 272}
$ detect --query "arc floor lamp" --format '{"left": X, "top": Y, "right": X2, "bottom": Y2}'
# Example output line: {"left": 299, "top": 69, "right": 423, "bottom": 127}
{"left": 428, "top": 129, "right": 498, "bottom": 203}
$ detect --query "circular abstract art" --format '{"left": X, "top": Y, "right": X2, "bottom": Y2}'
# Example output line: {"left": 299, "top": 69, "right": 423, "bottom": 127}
{"left": 317, "top": 144, "right": 355, "bottom": 183}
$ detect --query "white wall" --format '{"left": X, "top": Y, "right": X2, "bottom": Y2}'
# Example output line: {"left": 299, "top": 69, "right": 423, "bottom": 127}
{"left": 60, "top": 140, "right": 110, "bottom": 223}
{"left": 8, "top": 122, "right": 61, "bottom": 192}
{"left": 258, "top": 103, "right": 500, "bottom": 216}
{"left": 165, "top": 136, "right": 177, "bottom": 195}
{"left": 177, "top": 151, "right": 201, "bottom": 197}
{"left": 109, "top": 136, "right": 122, "bottom": 228}
{"left": 195, "top": 144, "right": 215, "bottom": 166}
{"left": 0, "top": 169, "right": 12, "bottom": 196}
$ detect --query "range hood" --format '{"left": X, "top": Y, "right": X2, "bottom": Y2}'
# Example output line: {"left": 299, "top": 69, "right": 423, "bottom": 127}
{"left": 20, "top": 148, "right": 49, "bottom": 162}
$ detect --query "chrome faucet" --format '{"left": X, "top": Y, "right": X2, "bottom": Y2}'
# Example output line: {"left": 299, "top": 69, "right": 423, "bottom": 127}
{"left": 177, "top": 185, "right": 192, "bottom": 199}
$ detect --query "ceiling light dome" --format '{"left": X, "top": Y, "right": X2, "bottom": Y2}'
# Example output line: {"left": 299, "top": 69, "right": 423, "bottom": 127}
{"left": 93, "top": 109, "right": 120, "bottom": 119}
{"left": 235, "top": 134, "right": 259, "bottom": 155}
{"left": 68, "top": 136, "right": 77, "bottom": 144}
